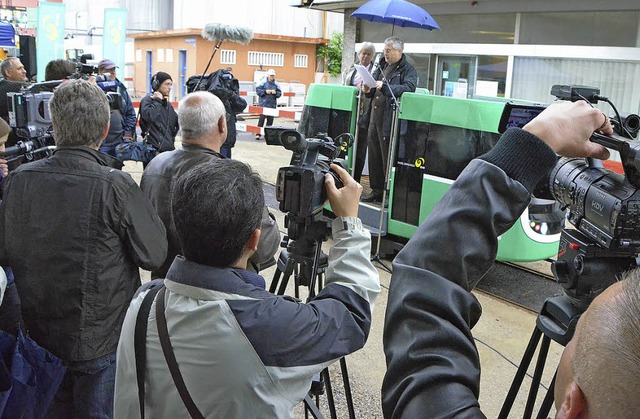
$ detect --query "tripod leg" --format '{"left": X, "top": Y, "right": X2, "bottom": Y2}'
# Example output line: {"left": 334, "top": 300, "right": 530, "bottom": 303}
{"left": 499, "top": 327, "right": 543, "bottom": 419}
{"left": 303, "top": 395, "right": 324, "bottom": 419}
{"left": 524, "top": 335, "right": 551, "bottom": 419}
{"left": 322, "top": 368, "right": 338, "bottom": 419}
{"left": 339, "top": 358, "right": 356, "bottom": 419}
{"left": 536, "top": 371, "right": 557, "bottom": 419}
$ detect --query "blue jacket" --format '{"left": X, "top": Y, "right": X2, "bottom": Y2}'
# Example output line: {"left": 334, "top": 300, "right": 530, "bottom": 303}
{"left": 98, "top": 78, "right": 137, "bottom": 137}
{"left": 256, "top": 79, "right": 282, "bottom": 109}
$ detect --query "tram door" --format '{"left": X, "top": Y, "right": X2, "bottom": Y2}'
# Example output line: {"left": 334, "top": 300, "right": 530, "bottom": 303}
{"left": 435, "top": 55, "right": 477, "bottom": 98}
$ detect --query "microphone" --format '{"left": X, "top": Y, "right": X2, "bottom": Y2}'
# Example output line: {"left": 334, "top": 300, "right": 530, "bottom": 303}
{"left": 201, "top": 23, "right": 253, "bottom": 45}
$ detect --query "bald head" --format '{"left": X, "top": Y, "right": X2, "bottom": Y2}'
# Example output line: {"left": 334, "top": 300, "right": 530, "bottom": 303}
{"left": 178, "top": 91, "right": 227, "bottom": 150}
{"left": 555, "top": 273, "right": 640, "bottom": 418}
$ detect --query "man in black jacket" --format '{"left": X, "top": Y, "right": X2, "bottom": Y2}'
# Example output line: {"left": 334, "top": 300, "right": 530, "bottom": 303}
{"left": 0, "top": 79, "right": 168, "bottom": 417}
{"left": 140, "top": 71, "right": 179, "bottom": 155}
{"left": 361, "top": 37, "right": 417, "bottom": 203}
{"left": 381, "top": 101, "right": 640, "bottom": 418}
{"left": 0, "top": 57, "right": 29, "bottom": 147}
{"left": 141, "top": 91, "right": 280, "bottom": 279}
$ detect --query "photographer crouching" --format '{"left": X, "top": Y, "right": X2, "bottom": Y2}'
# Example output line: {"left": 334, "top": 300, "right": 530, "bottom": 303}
{"left": 114, "top": 158, "right": 380, "bottom": 417}
{"left": 0, "top": 79, "right": 168, "bottom": 417}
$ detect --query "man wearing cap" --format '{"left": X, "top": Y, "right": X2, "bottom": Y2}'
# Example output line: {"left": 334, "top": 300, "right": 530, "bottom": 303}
{"left": 139, "top": 71, "right": 179, "bottom": 155}
{"left": 96, "top": 58, "right": 137, "bottom": 158}
{"left": 255, "top": 69, "right": 281, "bottom": 140}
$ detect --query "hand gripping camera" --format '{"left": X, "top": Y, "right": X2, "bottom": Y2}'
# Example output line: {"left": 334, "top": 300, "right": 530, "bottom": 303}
{"left": 499, "top": 85, "right": 640, "bottom": 308}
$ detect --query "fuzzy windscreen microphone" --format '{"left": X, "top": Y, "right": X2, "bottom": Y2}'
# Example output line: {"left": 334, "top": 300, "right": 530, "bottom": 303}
{"left": 201, "top": 23, "right": 253, "bottom": 45}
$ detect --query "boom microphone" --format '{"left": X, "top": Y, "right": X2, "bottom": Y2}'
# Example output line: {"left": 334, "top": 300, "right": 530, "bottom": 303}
{"left": 194, "top": 23, "right": 254, "bottom": 91}
{"left": 201, "top": 23, "right": 253, "bottom": 45}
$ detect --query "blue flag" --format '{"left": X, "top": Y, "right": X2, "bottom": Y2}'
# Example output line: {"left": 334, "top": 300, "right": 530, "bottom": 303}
{"left": 102, "top": 8, "right": 127, "bottom": 81}
{"left": 36, "top": 2, "right": 65, "bottom": 82}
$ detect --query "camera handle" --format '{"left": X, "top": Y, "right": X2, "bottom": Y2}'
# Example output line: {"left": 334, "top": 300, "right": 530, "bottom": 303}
{"left": 590, "top": 132, "right": 640, "bottom": 188}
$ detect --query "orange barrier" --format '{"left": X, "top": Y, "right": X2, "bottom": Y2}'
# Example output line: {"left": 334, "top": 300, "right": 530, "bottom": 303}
{"left": 236, "top": 105, "right": 302, "bottom": 136}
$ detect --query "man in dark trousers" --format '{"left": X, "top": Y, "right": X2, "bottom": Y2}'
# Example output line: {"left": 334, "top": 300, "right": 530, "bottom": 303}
{"left": 141, "top": 91, "right": 280, "bottom": 279}
{"left": 0, "top": 80, "right": 167, "bottom": 417}
{"left": 361, "top": 37, "right": 417, "bottom": 203}
{"left": 140, "top": 71, "right": 179, "bottom": 155}
{"left": 255, "top": 68, "right": 281, "bottom": 140}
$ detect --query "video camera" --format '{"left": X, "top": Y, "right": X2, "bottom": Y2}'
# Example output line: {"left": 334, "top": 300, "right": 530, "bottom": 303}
{"left": 266, "top": 127, "right": 350, "bottom": 220}
{"left": 4, "top": 89, "right": 56, "bottom": 170}
{"left": 498, "top": 85, "right": 640, "bottom": 308}
{"left": 265, "top": 126, "right": 352, "bottom": 288}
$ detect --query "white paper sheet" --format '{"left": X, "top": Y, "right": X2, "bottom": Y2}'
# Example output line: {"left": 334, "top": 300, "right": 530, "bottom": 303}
{"left": 354, "top": 64, "right": 377, "bottom": 88}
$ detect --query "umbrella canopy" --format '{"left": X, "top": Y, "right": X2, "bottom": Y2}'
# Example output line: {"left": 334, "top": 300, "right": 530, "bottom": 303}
{"left": 351, "top": 0, "right": 440, "bottom": 31}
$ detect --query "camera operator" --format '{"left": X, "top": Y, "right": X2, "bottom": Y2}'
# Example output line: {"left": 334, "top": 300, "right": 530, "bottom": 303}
{"left": 381, "top": 101, "right": 640, "bottom": 418}
{"left": 0, "top": 79, "right": 168, "bottom": 417}
{"left": 115, "top": 157, "right": 380, "bottom": 417}
{"left": 96, "top": 58, "right": 137, "bottom": 158}
{"left": 141, "top": 91, "right": 279, "bottom": 279}
{"left": 44, "top": 59, "right": 76, "bottom": 81}
{"left": 139, "top": 71, "right": 179, "bottom": 156}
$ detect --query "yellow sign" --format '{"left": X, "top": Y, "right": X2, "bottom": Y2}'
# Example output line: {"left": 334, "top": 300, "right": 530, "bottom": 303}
{"left": 42, "top": 15, "right": 58, "bottom": 41}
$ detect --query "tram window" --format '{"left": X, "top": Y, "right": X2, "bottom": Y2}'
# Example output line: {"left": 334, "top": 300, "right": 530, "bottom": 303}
{"left": 401, "top": 121, "right": 500, "bottom": 180}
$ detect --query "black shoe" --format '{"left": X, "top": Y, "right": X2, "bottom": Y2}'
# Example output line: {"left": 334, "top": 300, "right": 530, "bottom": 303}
{"left": 361, "top": 192, "right": 382, "bottom": 203}
{"left": 255, "top": 134, "right": 261, "bottom": 141}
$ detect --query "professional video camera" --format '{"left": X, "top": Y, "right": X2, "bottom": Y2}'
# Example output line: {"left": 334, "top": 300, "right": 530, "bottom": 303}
{"left": 4, "top": 89, "right": 56, "bottom": 170}
{"left": 265, "top": 127, "right": 351, "bottom": 222}
{"left": 68, "top": 53, "right": 113, "bottom": 84}
{"left": 499, "top": 85, "right": 640, "bottom": 309}
{"left": 265, "top": 126, "right": 352, "bottom": 285}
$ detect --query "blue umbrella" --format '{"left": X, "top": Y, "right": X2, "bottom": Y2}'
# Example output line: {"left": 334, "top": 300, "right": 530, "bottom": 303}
{"left": 351, "top": 0, "right": 440, "bottom": 33}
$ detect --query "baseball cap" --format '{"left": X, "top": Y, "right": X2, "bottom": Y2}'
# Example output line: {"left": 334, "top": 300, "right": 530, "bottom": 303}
{"left": 267, "top": 69, "right": 276, "bottom": 76}
{"left": 98, "top": 59, "right": 118, "bottom": 70}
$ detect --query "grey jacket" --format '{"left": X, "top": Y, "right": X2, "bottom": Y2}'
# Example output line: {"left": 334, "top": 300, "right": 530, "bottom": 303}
{"left": 114, "top": 217, "right": 380, "bottom": 418}
{"left": 382, "top": 128, "right": 558, "bottom": 418}
{"left": 140, "top": 143, "right": 280, "bottom": 278}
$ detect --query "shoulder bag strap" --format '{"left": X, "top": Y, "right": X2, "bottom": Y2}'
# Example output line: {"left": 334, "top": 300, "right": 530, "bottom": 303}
{"left": 134, "top": 285, "right": 163, "bottom": 419}
{"left": 155, "top": 287, "right": 205, "bottom": 419}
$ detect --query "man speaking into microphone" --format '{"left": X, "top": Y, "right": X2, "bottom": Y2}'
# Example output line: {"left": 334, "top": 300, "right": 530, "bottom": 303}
{"left": 360, "top": 37, "right": 416, "bottom": 204}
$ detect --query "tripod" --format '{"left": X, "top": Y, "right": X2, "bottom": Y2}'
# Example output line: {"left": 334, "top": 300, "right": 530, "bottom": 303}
{"left": 498, "top": 295, "right": 581, "bottom": 419}
{"left": 269, "top": 235, "right": 356, "bottom": 419}
{"left": 500, "top": 228, "right": 637, "bottom": 418}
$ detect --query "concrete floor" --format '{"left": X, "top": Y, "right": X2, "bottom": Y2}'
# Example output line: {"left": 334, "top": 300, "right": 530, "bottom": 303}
{"left": 126, "top": 127, "right": 564, "bottom": 418}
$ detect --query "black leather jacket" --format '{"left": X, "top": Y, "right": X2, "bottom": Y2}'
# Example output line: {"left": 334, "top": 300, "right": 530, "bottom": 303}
{"left": 0, "top": 146, "right": 167, "bottom": 362}
{"left": 363, "top": 54, "right": 417, "bottom": 137}
{"left": 382, "top": 128, "right": 558, "bottom": 418}
{"left": 140, "top": 143, "right": 281, "bottom": 278}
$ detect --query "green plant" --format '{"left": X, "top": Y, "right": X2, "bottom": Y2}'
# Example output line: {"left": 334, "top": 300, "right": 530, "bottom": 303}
{"left": 317, "top": 32, "right": 343, "bottom": 77}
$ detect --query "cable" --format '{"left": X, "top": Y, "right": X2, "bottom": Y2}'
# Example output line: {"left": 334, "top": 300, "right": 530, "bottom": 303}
{"left": 474, "top": 337, "right": 550, "bottom": 392}
{"left": 575, "top": 92, "right": 634, "bottom": 138}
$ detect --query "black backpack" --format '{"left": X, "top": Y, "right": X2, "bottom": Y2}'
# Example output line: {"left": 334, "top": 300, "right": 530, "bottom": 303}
{"left": 186, "top": 69, "right": 239, "bottom": 101}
